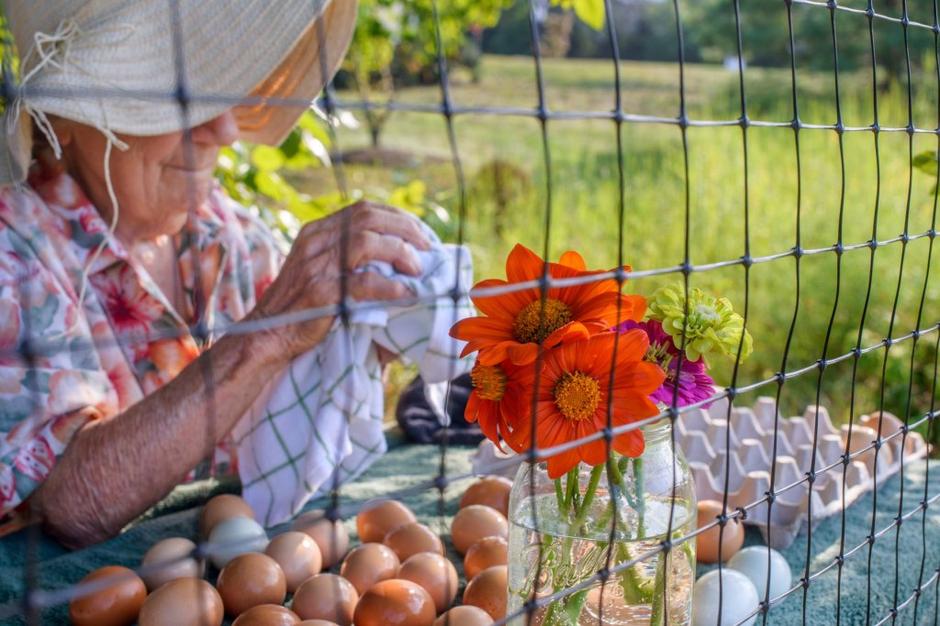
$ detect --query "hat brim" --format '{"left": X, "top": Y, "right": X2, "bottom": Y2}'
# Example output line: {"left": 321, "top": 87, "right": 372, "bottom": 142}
{"left": 1, "top": 0, "right": 358, "bottom": 187}
{"left": 236, "top": 0, "right": 357, "bottom": 146}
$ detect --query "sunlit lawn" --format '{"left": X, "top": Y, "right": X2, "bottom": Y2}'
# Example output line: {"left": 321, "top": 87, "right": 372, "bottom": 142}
{"left": 303, "top": 54, "right": 940, "bottom": 429}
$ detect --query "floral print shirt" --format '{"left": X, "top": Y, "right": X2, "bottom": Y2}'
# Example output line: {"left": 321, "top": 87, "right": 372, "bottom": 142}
{"left": 0, "top": 160, "right": 283, "bottom": 529}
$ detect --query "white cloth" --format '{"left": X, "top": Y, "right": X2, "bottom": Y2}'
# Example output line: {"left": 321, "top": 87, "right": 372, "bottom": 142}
{"left": 233, "top": 230, "right": 474, "bottom": 526}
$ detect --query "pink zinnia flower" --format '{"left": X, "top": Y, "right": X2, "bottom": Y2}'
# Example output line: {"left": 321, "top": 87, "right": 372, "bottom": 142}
{"left": 617, "top": 319, "right": 715, "bottom": 407}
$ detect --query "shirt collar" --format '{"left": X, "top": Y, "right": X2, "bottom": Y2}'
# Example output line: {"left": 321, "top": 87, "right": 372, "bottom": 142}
{"left": 27, "top": 158, "right": 128, "bottom": 276}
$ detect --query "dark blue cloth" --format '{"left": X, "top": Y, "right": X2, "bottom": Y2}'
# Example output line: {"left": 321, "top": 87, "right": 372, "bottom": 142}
{"left": 395, "top": 374, "right": 483, "bottom": 445}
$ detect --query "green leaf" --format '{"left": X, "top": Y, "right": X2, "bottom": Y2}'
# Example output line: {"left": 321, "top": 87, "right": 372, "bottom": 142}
{"left": 278, "top": 129, "right": 303, "bottom": 159}
{"left": 573, "top": 0, "right": 605, "bottom": 30}
{"left": 250, "top": 145, "right": 286, "bottom": 172}
{"left": 254, "top": 171, "right": 289, "bottom": 202}
{"left": 913, "top": 150, "right": 938, "bottom": 176}
{"left": 562, "top": 589, "right": 590, "bottom": 624}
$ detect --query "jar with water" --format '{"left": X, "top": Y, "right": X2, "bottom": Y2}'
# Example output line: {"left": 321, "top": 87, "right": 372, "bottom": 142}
{"left": 506, "top": 420, "right": 696, "bottom": 626}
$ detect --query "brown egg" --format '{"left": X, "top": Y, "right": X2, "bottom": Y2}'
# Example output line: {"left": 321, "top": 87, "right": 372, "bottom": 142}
{"left": 265, "top": 531, "right": 323, "bottom": 592}
{"left": 291, "top": 573, "right": 358, "bottom": 626}
{"left": 463, "top": 536, "right": 508, "bottom": 581}
{"left": 298, "top": 622, "right": 341, "bottom": 626}
{"left": 463, "top": 565, "right": 508, "bottom": 620}
{"left": 357, "top": 499, "right": 417, "bottom": 543}
{"left": 140, "top": 537, "right": 204, "bottom": 591}
{"left": 398, "top": 552, "right": 459, "bottom": 614}
{"left": 450, "top": 505, "right": 509, "bottom": 554}
{"left": 292, "top": 510, "right": 349, "bottom": 568}
{"left": 200, "top": 494, "right": 255, "bottom": 537}
{"left": 695, "top": 499, "right": 745, "bottom": 564}
{"left": 216, "top": 552, "right": 287, "bottom": 617}
{"left": 459, "top": 476, "right": 513, "bottom": 517}
{"left": 339, "top": 543, "right": 400, "bottom": 595}
{"left": 68, "top": 565, "right": 147, "bottom": 626}
{"left": 433, "top": 605, "right": 494, "bottom": 626}
{"left": 384, "top": 522, "right": 445, "bottom": 562}
{"left": 138, "top": 578, "right": 224, "bottom": 626}
{"left": 354, "top": 578, "right": 436, "bottom": 626}
{"left": 231, "top": 604, "right": 300, "bottom": 626}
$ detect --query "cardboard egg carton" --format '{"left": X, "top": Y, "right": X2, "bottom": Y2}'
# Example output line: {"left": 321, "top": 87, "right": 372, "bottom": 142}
{"left": 677, "top": 395, "right": 929, "bottom": 549}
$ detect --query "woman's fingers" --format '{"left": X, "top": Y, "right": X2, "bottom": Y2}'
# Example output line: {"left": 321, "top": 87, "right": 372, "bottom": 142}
{"left": 347, "top": 270, "right": 414, "bottom": 303}
{"left": 300, "top": 201, "right": 430, "bottom": 256}
{"left": 348, "top": 231, "right": 423, "bottom": 275}
{"left": 351, "top": 202, "right": 430, "bottom": 251}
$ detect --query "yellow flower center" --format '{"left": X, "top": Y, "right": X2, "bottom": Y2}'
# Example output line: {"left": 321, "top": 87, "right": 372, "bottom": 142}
{"left": 513, "top": 298, "right": 573, "bottom": 344}
{"left": 553, "top": 371, "right": 601, "bottom": 421}
{"left": 471, "top": 363, "right": 508, "bottom": 401}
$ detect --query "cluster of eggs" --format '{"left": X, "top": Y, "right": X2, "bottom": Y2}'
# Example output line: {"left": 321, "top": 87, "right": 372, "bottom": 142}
{"left": 691, "top": 500, "right": 793, "bottom": 626}
{"left": 68, "top": 477, "right": 513, "bottom": 626}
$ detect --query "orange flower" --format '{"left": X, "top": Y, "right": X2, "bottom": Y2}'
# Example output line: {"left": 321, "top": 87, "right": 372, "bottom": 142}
{"left": 450, "top": 244, "right": 646, "bottom": 366}
{"left": 465, "top": 360, "right": 533, "bottom": 450}
{"left": 505, "top": 330, "right": 665, "bottom": 479}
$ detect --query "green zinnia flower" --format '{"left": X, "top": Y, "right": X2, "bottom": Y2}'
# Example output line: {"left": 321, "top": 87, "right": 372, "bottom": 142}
{"left": 647, "top": 283, "right": 753, "bottom": 363}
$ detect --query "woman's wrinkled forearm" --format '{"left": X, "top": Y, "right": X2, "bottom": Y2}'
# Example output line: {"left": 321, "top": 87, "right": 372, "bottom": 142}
{"left": 32, "top": 330, "right": 286, "bottom": 548}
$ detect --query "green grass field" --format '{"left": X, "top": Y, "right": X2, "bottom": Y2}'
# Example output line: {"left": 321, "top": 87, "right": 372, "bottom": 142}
{"left": 314, "top": 55, "right": 939, "bottom": 430}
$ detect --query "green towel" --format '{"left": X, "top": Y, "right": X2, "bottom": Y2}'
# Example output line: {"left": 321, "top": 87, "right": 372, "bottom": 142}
{"left": 0, "top": 436, "right": 936, "bottom": 625}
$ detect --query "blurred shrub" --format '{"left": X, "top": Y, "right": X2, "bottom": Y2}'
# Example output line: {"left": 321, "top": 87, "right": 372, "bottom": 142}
{"left": 215, "top": 108, "right": 452, "bottom": 241}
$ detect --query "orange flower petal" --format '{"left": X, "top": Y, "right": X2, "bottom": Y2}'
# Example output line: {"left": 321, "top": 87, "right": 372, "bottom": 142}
{"left": 579, "top": 437, "right": 609, "bottom": 466}
{"left": 611, "top": 328, "right": 652, "bottom": 364}
{"left": 612, "top": 430, "right": 645, "bottom": 458}
{"left": 477, "top": 342, "right": 514, "bottom": 365}
{"left": 465, "top": 392, "right": 481, "bottom": 424}
{"left": 507, "top": 244, "right": 547, "bottom": 283}
{"left": 471, "top": 279, "right": 533, "bottom": 318}
{"left": 622, "top": 294, "right": 647, "bottom": 321}
{"left": 507, "top": 342, "right": 540, "bottom": 365}
{"left": 610, "top": 362, "right": 666, "bottom": 396}
{"left": 546, "top": 447, "right": 581, "bottom": 479}
{"left": 542, "top": 321, "right": 594, "bottom": 350}
{"left": 558, "top": 250, "right": 586, "bottom": 270}
{"left": 611, "top": 389, "right": 661, "bottom": 421}
{"left": 451, "top": 316, "right": 512, "bottom": 343}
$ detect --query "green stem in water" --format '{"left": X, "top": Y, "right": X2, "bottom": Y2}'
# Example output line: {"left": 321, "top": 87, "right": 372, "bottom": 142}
{"left": 615, "top": 542, "right": 656, "bottom": 605}
{"left": 554, "top": 478, "right": 566, "bottom": 513}
{"left": 633, "top": 457, "right": 645, "bottom": 537}
{"left": 571, "top": 465, "right": 605, "bottom": 533}
{"left": 606, "top": 453, "right": 625, "bottom": 506}
{"left": 648, "top": 552, "right": 668, "bottom": 626}
{"left": 563, "top": 467, "right": 579, "bottom": 514}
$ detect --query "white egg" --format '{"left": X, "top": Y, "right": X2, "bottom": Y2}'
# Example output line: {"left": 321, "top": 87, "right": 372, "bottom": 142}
{"left": 728, "top": 546, "right": 792, "bottom": 600}
{"left": 692, "top": 568, "right": 759, "bottom": 626}
{"left": 207, "top": 516, "right": 268, "bottom": 569}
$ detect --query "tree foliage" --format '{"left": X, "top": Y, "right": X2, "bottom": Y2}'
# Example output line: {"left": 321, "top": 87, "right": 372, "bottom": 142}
{"left": 344, "top": 0, "right": 511, "bottom": 146}
{"left": 679, "top": 0, "right": 920, "bottom": 83}
{"left": 214, "top": 108, "right": 454, "bottom": 241}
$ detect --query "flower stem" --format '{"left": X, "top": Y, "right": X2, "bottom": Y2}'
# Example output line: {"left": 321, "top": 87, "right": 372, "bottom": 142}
{"left": 571, "top": 465, "right": 605, "bottom": 533}
{"left": 606, "top": 453, "right": 625, "bottom": 494}
{"left": 632, "top": 458, "right": 645, "bottom": 537}
{"left": 564, "top": 467, "right": 579, "bottom": 513}
{"left": 554, "top": 478, "right": 566, "bottom": 512}
{"left": 648, "top": 551, "right": 668, "bottom": 626}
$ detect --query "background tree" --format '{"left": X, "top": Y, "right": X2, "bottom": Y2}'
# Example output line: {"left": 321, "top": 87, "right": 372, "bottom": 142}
{"left": 342, "top": 0, "right": 511, "bottom": 149}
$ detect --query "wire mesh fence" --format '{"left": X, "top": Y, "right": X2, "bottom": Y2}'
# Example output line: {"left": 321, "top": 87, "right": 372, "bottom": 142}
{"left": 0, "top": 0, "right": 937, "bottom": 624}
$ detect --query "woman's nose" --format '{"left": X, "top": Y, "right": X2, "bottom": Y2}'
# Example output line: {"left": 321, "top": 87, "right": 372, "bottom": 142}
{"left": 190, "top": 110, "right": 238, "bottom": 147}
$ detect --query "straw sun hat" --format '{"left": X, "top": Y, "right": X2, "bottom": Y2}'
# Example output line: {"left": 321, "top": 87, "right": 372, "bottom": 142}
{"left": 0, "top": 0, "right": 358, "bottom": 185}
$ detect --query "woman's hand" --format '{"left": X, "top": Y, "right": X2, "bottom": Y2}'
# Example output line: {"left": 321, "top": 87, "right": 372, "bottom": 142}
{"left": 250, "top": 200, "right": 431, "bottom": 365}
{"left": 34, "top": 201, "right": 430, "bottom": 548}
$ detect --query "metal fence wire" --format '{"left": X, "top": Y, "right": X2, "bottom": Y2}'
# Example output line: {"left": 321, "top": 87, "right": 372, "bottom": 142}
{"left": 0, "top": 0, "right": 938, "bottom": 624}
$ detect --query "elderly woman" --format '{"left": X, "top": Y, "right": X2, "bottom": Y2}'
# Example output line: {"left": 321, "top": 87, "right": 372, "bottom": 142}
{"left": 0, "top": 0, "right": 430, "bottom": 548}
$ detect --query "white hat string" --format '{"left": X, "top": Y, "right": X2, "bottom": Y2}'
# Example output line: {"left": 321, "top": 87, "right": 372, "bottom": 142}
{"left": 12, "top": 17, "right": 134, "bottom": 335}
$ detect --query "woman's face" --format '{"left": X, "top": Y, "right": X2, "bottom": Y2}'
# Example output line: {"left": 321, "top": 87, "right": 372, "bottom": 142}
{"left": 53, "top": 112, "right": 239, "bottom": 244}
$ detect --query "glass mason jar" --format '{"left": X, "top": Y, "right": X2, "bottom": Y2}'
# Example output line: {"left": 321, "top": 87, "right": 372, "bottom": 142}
{"left": 506, "top": 420, "right": 697, "bottom": 626}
